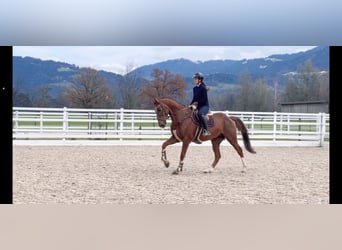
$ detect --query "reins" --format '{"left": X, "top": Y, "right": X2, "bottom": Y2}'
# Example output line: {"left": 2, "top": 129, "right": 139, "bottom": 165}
{"left": 175, "top": 107, "right": 192, "bottom": 125}
{"left": 156, "top": 101, "right": 192, "bottom": 129}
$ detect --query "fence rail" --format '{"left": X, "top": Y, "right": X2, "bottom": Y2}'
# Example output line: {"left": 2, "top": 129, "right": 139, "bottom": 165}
{"left": 13, "top": 107, "right": 330, "bottom": 147}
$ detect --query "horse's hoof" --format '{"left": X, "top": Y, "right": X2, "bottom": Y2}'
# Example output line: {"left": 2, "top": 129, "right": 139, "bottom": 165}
{"left": 203, "top": 168, "right": 213, "bottom": 173}
{"left": 164, "top": 160, "right": 170, "bottom": 168}
{"left": 172, "top": 170, "right": 179, "bottom": 175}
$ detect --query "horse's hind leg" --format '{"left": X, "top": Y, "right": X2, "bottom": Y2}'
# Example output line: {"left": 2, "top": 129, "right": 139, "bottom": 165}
{"left": 224, "top": 126, "right": 248, "bottom": 173}
{"left": 227, "top": 138, "right": 247, "bottom": 173}
{"left": 203, "top": 136, "right": 224, "bottom": 173}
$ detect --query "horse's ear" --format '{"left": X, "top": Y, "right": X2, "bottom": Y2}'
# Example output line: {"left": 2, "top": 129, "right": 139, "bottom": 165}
{"left": 153, "top": 98, "right": 160, "bottom": 106}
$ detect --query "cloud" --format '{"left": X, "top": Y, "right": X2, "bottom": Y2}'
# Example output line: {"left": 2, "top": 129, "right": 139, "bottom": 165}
{"left": 13, "top": 46, "right": 316, "bottom": 74}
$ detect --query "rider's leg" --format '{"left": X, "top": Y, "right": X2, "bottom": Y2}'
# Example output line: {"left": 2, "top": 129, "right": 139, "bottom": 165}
{"left": 200, "top": 114, "right": 211, "bottom": 135}
{"left": 198, "top": 106, "right": 211, "bottom": 136}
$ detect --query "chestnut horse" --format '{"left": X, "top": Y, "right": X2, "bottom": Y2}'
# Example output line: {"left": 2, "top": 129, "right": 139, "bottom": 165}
{"left": 153, "top": 98, "right": 256, "bottom": 175}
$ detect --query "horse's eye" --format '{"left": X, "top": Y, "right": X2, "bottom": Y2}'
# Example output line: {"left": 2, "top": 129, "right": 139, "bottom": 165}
{"left": 157, "top": 108, "right": 162, "bottom": 112}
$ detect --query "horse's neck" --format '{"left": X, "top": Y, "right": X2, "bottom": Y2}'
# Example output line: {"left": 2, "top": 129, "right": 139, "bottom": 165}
{"left": 163, "top": 99, "right": 183, "bottom": 109}
{"left": 174, "top": 108, "right": 191, "bottom": 123}
{"left": 162, "top": 99, "right": 184, "bottom": 122}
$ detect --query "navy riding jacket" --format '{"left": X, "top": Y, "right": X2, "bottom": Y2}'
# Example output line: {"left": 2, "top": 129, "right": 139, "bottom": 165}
{"left": 191, "top": 83, "right": 209, "bottom": 108}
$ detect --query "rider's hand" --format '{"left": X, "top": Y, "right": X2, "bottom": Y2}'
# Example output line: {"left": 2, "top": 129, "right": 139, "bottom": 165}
{"left": 189, "top": 104, "right": 197, "bottom": 110}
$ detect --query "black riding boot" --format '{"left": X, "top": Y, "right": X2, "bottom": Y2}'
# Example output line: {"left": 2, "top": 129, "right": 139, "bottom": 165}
{"left": 200, "top": 115, "right": 211, "bottom": 136}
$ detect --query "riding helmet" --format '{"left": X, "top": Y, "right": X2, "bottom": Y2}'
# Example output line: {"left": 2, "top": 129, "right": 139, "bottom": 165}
{"left": 193, "top": 72, "right": 204, "bottom": 81}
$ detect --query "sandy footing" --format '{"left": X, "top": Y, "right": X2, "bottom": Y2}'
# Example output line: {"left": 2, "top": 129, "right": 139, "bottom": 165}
{"left": 13, "top": 145, "right": 329, "bottom": 204}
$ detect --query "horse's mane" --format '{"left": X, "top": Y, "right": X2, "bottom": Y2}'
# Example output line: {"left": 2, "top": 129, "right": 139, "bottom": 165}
{"left": 159, "top": 97, "right": 186, "bottom": 109}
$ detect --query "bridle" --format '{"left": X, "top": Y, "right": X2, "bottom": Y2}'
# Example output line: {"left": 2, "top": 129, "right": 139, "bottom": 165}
{"left": 155, "top": 103, "right": 170, "bottom": 124}
{"left": 155, "top": 101, "right": 192, "bottom": 127}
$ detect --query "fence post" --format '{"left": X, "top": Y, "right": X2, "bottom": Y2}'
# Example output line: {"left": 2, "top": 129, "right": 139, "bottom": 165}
{"left": 279, "top": 113, "right": 283, "bottom": 135}
{"left": 40, "top": 111, "right": 43, "bottom": 133}
{"left": 120, "top": 108, "right": 124, "bottom": 141}
{"left": 63, "top": 107, "right": 68, "bottom": 141}
{"left": 318, "top": 112, "right": 325, "bottom": 147}
{"left": 114, "top": 112, "right": 118, "bottom": 133}
{"left": 251, "top": 113, "right": 254, "bottom": 135}
{"left": 273, "top": 111, "right": 277, "bottom": 142}
{"left": 15, "top": 110, "right": 19, "bottom": 130}
{"left": 88, "top": 112, "right": 92, "bottom": 134}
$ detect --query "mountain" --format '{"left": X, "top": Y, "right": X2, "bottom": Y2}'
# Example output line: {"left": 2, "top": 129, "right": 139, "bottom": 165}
{"left": 131, "top": 46, "right": 329, "bottom": 86}
{"left": 13, "top": 46, "right": 329, "bottom": 96}
{"left": 13, "top": 56, "right": 77, "bottom": 91}
{"left": 13, "top": 56, "right": 124, "bottom": 95}
{"left": 134, "top": 46, "right": 328, "bottom": 77}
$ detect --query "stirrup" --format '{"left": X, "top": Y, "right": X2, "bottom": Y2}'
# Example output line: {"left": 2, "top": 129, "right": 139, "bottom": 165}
{"left": 193, "top": 139, "right": 202, "bottom": 144}
{"left": 203, "top": 129, "right": 211, "bottom": 136}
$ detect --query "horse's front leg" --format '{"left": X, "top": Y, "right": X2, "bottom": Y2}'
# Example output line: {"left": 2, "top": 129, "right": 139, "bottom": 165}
{"left": 161, "top": 136, "right": 179, "bottom": 168}
{"left": 172, "top": 141, "right": 190, "bottom": 175}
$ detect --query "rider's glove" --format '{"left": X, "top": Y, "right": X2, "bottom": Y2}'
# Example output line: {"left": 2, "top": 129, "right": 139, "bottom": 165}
{"left": 189, "top": 104, "right": 197, "bottom": 110}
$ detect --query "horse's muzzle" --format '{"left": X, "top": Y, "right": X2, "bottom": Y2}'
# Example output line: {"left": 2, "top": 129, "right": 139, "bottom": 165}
{"left": 157, "top": 120, "right": 166, "bottom": 128}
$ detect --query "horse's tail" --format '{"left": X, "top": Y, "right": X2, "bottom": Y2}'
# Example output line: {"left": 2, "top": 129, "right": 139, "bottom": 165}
{"left": 230, "top": 116, "right": 256, "bottom": 154}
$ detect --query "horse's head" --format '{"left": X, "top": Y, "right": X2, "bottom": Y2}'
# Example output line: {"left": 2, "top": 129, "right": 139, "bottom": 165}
{"left": 153, "top": 98, "right": 170, "bottom": 128}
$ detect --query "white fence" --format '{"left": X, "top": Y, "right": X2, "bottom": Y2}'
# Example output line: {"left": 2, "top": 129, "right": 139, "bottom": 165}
{"left": 12, "top": 107, "right": 330, "bottom": 147}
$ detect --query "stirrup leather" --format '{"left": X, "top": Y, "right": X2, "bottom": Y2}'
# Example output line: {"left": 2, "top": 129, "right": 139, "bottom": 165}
{"left": 192, "top": 127, "right": 203, "bottom": 144}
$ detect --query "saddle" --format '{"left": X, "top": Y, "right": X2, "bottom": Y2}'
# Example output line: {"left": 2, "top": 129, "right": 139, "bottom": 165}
{"left": 191, "top": 111, "right": 214, "bottom": 127}
{"left": 191, "top": 110, "right": 214, "bottom": 144}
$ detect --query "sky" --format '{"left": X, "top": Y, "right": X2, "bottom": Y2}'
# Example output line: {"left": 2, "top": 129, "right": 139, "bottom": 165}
{"left": 2, "top": 1, "right": 341, "bottom": 45}
{"left": 13, "top": 46, "right": 316, "bottom": 75}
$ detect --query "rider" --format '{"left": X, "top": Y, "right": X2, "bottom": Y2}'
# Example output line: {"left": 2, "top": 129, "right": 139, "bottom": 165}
{"left": 190, "top": 72, "right": 211, "bottom": 136}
